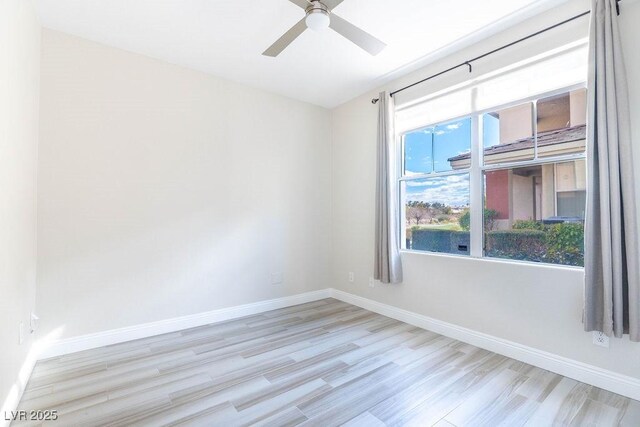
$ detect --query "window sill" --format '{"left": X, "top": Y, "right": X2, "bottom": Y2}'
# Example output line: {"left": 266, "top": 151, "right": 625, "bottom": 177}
{"left": 399, "top": 249, "right": 585, "bottom": 272}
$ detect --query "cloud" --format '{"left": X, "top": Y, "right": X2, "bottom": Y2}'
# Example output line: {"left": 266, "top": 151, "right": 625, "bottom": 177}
{"left": 445, "top": 174, "right": 465, "bottom": 183}
{"left": 446, "top": 122, "right": 462, "bottom": 130}
{"left": 405, "top": 179, "right": 441, "bottom": 187}
{"left": 404, "top": 174, "right": 470, "bottom": 206}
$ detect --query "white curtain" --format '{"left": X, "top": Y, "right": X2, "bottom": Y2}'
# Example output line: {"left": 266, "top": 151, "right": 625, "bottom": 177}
{"left": 584, "top": 0, "right": 640, "bottom": 340}
{"left": 374, "top": 92, "right": 403, "bottom": 284}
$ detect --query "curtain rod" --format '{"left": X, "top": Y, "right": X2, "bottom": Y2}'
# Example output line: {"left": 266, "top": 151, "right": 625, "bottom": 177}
{"left": 371, "top": 2, "right": 621, "bottom": 105}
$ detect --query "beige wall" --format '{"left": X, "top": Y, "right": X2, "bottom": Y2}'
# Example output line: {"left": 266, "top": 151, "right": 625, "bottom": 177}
{"left": 570, "top": 89, "right": 587, "bottom": 127}
{"left": 0, "top": 0, "right": 41, "bottom": 417}
{"left": 541, "top": 163, "right": 557, "bottom": 219}
{"left": 510, "top": 173, "right": 535, "bottom": 220}
{"left": 499, "top": 103, "right": 533, "bottom": 144}
{"left": 4, "top": 0, "right": 639, "bottom": 410}
{"left": 331, "top": 0, "right": 640, "bottom": 379}
{"left": 36, "top": 30, "right": 332, "bottom": 340}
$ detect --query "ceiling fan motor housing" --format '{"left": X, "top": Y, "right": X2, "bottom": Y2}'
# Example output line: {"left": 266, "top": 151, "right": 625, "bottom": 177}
{"left": 305, "top": 1, "right": 330, "bottom": 31}
{"left": 305, "top": 1, "right": 329, "bottom": 14}
{"left": 262, "top": 0, "right": 386, "bottom": 57}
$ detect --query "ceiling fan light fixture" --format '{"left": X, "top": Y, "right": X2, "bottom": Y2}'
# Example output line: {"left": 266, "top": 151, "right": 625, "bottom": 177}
{"left": 305, "top": 9, "right": 330, "bottom": 31}
{"left": 262, "top": 0, "right": 386, "bottom": 57}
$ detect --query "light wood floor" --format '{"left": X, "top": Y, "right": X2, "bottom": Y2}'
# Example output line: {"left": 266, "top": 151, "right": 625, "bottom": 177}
{"left": 16, "top": 298, "right": 640, "bottom": 426}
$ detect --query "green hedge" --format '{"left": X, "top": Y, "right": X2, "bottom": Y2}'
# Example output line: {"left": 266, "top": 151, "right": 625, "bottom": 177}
{"left": 547, "top": 223, "right": 584, "bottom": 266}
{"left": 411, "top": 222, "right": 584, "bottom": 266}
{"left": 486, "top": 229, "right": 547, "bottom": 262}
{"left": 486, "top": 222, "right": 584, "bottom": 266}
{"left": 411, "top": 229, "right": 470, "bottom": 255}
{"left": 512, "top": 219, "right": 547, "bottom": 231}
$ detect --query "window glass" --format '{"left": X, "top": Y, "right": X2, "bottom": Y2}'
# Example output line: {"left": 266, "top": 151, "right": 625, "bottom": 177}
{"left": 556, "top": 158, "right": 586, "bottom": 219}
{"left": 434, "top": 118, "right": 471, "bottom": 173}
{"left": 399, "top": 85, "right": 587, "bottom": 268}
{"left": 557, "top": 191, "right": 586, "bottom": 218}
{"left": 403, "top": 129, "right": 433, "bottom": 175}
{"left": 483, "top": 113, "right": 500, "bottom": 148}
{"left": 483, "top": 160, "right": 585, "bottom": 267}
{"left": 537, "top": 88, "right": 587, "bottom": 158}
{"left": 482, "top": 102, "right": 534, "bottom": 165}
{"left": 401, "top": 174, "right": 470, "bottom": 255}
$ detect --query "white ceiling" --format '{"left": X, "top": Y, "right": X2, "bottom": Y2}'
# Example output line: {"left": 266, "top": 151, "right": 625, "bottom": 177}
{"left": 35, "top": 0, "right": 561, "bottom": 108}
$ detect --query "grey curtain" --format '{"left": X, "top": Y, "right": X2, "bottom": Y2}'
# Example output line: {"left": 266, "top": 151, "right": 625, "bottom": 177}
{"left": 374, "top": 92, "right": 403, "bottom": 284}
{"left": 584, "top": 0, "right": 640, "bottom": 341}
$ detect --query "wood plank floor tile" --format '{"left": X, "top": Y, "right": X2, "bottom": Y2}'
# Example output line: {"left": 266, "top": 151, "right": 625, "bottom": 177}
{"left": 340, "top": 411, "right": 386, "bottom": 427}
{"left": 15, "top": 298, "right": 638, "bottom": 427}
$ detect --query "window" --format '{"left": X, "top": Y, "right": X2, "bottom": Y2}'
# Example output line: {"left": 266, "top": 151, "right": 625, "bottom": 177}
{"left": 483, "top": 102, "right": 535, "bottom": 163}
{"left": 399, "top": 87, "right": 587, "bottom": 267}
{"left": 401, "top": 119, "right": 472, "bottom": 255}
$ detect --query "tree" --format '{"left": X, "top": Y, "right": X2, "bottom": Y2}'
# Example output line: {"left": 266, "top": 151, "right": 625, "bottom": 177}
{"left": 484, "top": 209, "right": 499, "bottom": 231}
{"left": 406, "top": 201, "right": 431, "bottom": 225}
{"left": 458, "top": 208, "right": 499, "bottom": 231}
{"left": 459, "top": 209, "right": 471, "bottom": 230}
{"left": 407, "top": 205, "right": 427, "bottom": 224}
{"left": 430, "top": 202, "right": 445, "bottom": 213}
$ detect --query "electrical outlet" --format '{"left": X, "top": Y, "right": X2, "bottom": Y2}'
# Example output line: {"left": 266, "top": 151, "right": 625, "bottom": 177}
{"left": 369, "top": 277, "right": 375, "bottom": 288}
{"left": 593, "top": 331, "right": 610, "bottom": 348}
{"left": 18, "top": 321, "right": 24, "bottom": 345}
{"left": 348, "top": 272, "right": 354, "bottom": 283}
{"left": 270, "top": 272, "right": 283, "bottom": 285}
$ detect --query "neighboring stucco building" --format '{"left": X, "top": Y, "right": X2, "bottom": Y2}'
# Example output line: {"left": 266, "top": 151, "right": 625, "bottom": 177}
{"left": 448, "top": 89, "right": 586, "bottom": 229}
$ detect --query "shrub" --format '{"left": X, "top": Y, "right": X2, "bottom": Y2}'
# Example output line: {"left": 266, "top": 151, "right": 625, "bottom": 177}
{"left": 513, "top": 219, "right": 547, "bottom": 231}
{"left": 485, "top": 223, "right": 584, "bottom": 266}
{"left": 546, "top": 223, "right": 584, "bottom": 266}
{"left": 459, "top": 210, "right": 470, "bottom": 231}
{"left": 486, "top": 229, "right": 547, "bottom": 262}
{"left": 458, "top": 209, "right": 500, "bottom": 231}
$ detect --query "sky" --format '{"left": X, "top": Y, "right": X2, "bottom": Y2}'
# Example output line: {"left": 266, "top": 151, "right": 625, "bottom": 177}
{"left": 483, "top": 114, "right": 500, "bottom": 148}
{"left": 403, "top": 118, "right": 471, "bottom": 207}
{"left": 403, "top": 118, "right": 472, "bottom": 175}
{"left": 404, "top": 174, "right": 470, "bottom": 207}
{"left": 402, "top": 115, "right": 502, "bottom": 207}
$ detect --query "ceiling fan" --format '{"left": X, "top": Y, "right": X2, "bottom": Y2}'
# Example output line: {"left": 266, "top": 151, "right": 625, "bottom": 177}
{"left": 263, "top": 0, "right": 386, "bottom": 57}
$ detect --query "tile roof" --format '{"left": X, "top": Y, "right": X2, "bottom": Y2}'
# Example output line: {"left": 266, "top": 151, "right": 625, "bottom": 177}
{"left": 448, "top": 124, "right": 586, "bottom": 162}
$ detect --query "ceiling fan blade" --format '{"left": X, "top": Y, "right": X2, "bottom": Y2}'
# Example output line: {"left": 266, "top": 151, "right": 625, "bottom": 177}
{"left": 322, "top": 0, "right": 345, "bottom": 10}
{"left": 288, "top": 0, "right": 311, "bottom": 9}
{"left": 262, "top": 18, "right": 308, "bottom": 57}
{"left": 329, "top": 14, "right": 386, "bottom": 56}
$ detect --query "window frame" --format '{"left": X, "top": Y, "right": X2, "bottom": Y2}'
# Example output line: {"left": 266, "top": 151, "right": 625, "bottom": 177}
{"left": 397, "top": 114, "right": 473, "bottom": 256}
{"left": 397, "top": 82, "right": 587, "bottom": 269}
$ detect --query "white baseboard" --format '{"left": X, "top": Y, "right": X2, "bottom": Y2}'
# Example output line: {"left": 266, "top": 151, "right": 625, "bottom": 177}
{"left": 39, "top": 289, "right": 332, "bottom": 359}
{"left": 329, "top": 288, "right": 640, "bottom": 401}
{"left": 10, "top": 286, "right": 639, "bottom": 419}
{"left": 2, "top": 289, "right": 329, "bottom": 425}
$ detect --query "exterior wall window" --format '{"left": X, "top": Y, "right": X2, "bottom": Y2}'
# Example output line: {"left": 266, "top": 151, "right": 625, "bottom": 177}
{"left": 401, "top": 119, "right": 471, "bottom": 256}
{"left": 399, "top": 87, "right": 586, "bottom": 267}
